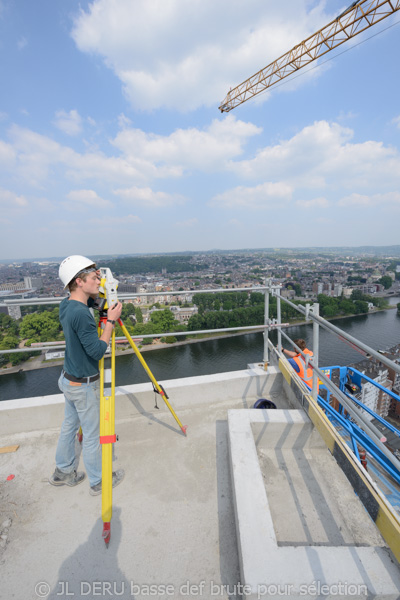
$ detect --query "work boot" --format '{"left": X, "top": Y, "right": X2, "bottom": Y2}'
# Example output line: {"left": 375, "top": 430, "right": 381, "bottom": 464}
{"left": 89, "top": 469, "right": 125, "bottom": 496}
{"left": 49, "top": 467, "right": 86, "bottom": 487}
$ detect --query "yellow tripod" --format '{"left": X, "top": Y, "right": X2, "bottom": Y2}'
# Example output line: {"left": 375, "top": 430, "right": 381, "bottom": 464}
{"left": 88, "top": 267, "right": 186, "bottom": 547}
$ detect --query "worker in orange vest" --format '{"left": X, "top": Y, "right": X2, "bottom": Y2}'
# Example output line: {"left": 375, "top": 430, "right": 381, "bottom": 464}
{"left": 282, "top": 338, "right": 317, "bottom": 390}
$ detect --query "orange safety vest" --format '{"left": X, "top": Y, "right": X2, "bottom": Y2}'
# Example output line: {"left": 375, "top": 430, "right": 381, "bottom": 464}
{"left": 292, "top": 349, "right": 316, "bottom": 389}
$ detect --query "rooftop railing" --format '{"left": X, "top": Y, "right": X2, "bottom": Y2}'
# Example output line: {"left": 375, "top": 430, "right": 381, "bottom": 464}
{"left": 2, "top": 279, "right": 400, "bottom": 481}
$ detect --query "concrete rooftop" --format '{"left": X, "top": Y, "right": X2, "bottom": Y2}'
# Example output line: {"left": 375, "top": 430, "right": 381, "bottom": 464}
{"left": 0, "top": 365, "right": 399, "bottom": 600}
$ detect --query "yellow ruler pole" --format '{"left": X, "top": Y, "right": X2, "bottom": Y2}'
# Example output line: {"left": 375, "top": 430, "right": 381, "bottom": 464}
{"left": 99, "top": 322, "right": 115, "bottom": 546}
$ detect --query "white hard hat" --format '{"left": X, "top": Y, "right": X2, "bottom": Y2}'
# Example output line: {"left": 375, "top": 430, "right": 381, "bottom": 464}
{"left": 59, "top": 255, "right": 96, "bottom": 289}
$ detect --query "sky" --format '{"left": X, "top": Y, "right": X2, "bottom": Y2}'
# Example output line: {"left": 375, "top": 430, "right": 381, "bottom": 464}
{"left": 0, "top": 0, "right": 399, "bottom": 260}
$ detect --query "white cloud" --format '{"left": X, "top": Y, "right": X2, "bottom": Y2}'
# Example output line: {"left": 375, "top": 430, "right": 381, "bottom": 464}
{"left": 6, "top": 124, "right": 146, "bottom": 186}
{"left": 53, "top": 109, "right": 83, "bottom": 136}
{"left": 71, "top": 0, "right": 336, "bottom": 111}
{"left": 0, "top": 187, "right": 28, "bottom": 209}
{"left": 114, "top": 186, "right": 185, "bottom": 207}
{"left": 117, "top": 113, "right": 132, "bottom": 129}
{"left": 112, "top": 115, "right": 261, "bottom": 172}
{"left": 4, "top": 117, "right": 258, "bottom": 189}
{"left": 0, "top": 140, "right": 16, "bottom": 165}
{"left": 393, "top": 116, "right": 400, "bottom": 130}
{"left": 296, "top": 197, "right": 329, "bottom": 209}
{"left": 65, "top": 189, "right": 113, "bottom": 209}
{"left": 339, "top": 192, "right": 400, "bottom": 207}
{"left": 210, "top": 182, "right": 292, "bottom": 210}
{"left": 230, "top": 120, "right": 400, "bottom": 195}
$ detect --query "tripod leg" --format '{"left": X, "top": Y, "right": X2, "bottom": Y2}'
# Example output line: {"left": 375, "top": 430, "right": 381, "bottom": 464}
{"left": 118, "top": 318, "right": 187, "bottom": 436}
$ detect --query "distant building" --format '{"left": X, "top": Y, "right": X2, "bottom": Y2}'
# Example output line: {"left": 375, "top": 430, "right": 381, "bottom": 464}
{"left": 118, "top": 283, "right": 138, "bottom": 293}
{"left": 280, "top": 288, "right": 295, "bottom": 299}
{"left": 350, "top": 359, "right": 392, "bottom": 421}
{"left": 0, "top": 282, "right": 27, "bottom": 291}
{"left": 333, "top": 284, "right": 342, "bottom": 297}
{"left": 349, "top": 345, "right": 400, "bottom": 420}
{"left": 45, "top": 350, "right": 65, "bottom": 361}
{"left": 8, "top": 305, "right": 21, "bottom": 320}
{"left": 169, "top": 306, "right": 198, "bottom": 323}
{"left": 24, "top": 276, "right": 43, "bottom": 289}
{"left": 342, "top": 287, "right": 353, "bottom": 298}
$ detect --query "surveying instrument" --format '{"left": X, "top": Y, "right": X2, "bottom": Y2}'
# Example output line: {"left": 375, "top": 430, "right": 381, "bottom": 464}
{"left": 78, "top": 267, "right": 187, "bottom": 547}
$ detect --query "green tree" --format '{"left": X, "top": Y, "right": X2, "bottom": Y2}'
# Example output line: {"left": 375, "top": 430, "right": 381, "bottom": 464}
{"left": 187, "top": 314, "right": 205, "bottom": 331}
{"left": 339, "top": 299, "right": 355, "bottom": 315}
{"left": 0, "top": 313, "right": 19, "bottom": 337}
{"left": 133, "top": 322, "right": 156, "bottom": 336}
{"left": 149, "top": 309, "right": 178, "bottom": 333}
{"left": 162, "top": 336, "right": 177, "bottom": 344}
{"left": 19, "top": 310, "right": 61, "bottom": 342}
{"left": 378, "top": 275, "right": 393, "bottom": 289}
{"left": 172, "top": 323, "right": 187, "bottom": 341}
{"left": 250, "top": 292, "right": 264, "bottom": 306}
{"left": 353, "top": 300, "right": 368, "bottom": 314}
{"left": 350, "top": 289, "right": 364, "bottom": 301}
{"left": 0, "top": 334, "right": 20, "bottom": 350}
{"left": 121, "top": 303, "right": 136, "bottom": 319}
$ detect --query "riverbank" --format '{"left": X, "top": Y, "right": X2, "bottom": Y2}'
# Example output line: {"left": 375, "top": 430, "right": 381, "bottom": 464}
{"left": 0, "top": 305, "right": 397, "bottom": 376}
{"left": 2, "top": 304, "right": 400, "bottom": 402}
{"left": 0, "top": 329, "right": 267, "bottom": 375}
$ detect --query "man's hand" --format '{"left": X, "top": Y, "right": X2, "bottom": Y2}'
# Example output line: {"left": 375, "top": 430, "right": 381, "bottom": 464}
{"left": 107, "top": 301, "right": 122, "bottom": 322}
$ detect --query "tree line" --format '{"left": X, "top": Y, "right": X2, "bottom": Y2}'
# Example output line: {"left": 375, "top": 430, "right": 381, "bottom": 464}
{"left": 0, "top": 289, "right": 389, "bottom": 367}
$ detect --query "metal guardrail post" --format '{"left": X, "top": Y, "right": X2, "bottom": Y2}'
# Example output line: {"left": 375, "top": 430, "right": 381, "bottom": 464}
{"left": 263, "top": 282, "right": 270, "bottom": 365}
{"left": 276, "top": 286, "right": 282, "bottom": 353}
{"left": 312, "top": 302, "right": 319, "bottom": 401}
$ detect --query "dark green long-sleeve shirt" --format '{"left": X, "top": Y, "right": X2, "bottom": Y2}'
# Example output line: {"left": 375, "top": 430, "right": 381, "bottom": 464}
{"left": 59, "top": 297, "right": 107, "bottom": 378}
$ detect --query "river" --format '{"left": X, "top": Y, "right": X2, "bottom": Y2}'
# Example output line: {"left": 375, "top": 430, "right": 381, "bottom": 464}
{"left": 1, "top": 299, "right": 400, "bottom": 401}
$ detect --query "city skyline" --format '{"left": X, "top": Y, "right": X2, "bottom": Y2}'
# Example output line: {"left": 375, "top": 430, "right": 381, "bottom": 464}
{"left": 1, "top": 0, "right": 400, "bottom": 260}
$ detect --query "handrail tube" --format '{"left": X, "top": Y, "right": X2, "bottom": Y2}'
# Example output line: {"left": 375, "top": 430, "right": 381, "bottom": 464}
{"left": 0, "top": 323, "right": 288, "bottom": 355}
{"left": 271, "top": 290, "right": 400, "bottom": 375}
{"left": 348, "top": 366, "right": 400, "bottom": 403}
{"left": 0, "top": 286, "right": 268, "bottom": 307}
{"left": 263, "top": 290, "right": 270, "bottom": 363}
{"left": 319, "top": 396, "right": 400, "bottom": 485}
{"left": 343, "top": 390, "right": 400, "bottom": 438}
{"left": 279, "top": 343, "right": 390, "bottom": 447}
{"left": 312, "top": 364, "right": 400, "bottom": 473}
{"left": 312, "top": 302, "right": 319, "bottom": 402}
{"left": 320, "top": 364, "right": 400, "bottom": 435}
{"left": 277, "top": 336, "right": 398, "bottom": 469}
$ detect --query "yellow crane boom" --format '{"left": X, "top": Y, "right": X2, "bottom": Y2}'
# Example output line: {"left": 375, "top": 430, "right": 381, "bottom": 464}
{"left": 219, "top": 0, "right": 400, "bottom": 112}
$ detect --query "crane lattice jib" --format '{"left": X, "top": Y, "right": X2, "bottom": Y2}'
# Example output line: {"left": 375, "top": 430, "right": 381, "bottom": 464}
{"left": 219, "top": 0, "right": 400, "bottom": 112}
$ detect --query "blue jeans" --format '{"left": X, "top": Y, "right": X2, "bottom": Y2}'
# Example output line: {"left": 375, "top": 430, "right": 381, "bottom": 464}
{"left": 56, "top": 373, "right": 102, "bottom": 487}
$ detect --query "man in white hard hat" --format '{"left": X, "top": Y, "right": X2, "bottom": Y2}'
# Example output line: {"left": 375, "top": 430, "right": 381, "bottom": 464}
{"left": 49, "top": 255, "right": 124, "bottom": 495}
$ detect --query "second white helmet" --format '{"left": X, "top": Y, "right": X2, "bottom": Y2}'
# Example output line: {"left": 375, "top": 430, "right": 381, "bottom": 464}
{"left": 59, "top": 255, "right": 96, "bottom": 289}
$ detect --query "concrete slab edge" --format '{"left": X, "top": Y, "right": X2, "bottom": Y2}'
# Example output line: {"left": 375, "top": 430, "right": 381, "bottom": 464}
{"left": 227, "top": 408, "right": 400, "bottom": 599}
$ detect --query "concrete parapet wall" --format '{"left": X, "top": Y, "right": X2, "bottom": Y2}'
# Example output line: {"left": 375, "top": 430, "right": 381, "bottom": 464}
{"left": 228, "top": 408, "right": 400, "bottom": 599}
{"left": 0, "top": 365, "right": 282, "bottom": 435}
